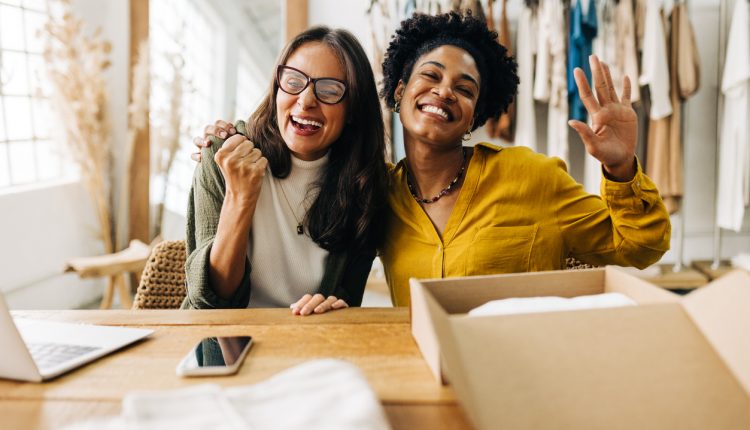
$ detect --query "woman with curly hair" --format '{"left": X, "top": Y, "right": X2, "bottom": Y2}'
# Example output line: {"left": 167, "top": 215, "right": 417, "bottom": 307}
{"left": 197, "top": 12, "right": 670, "bottom": 307}
{"left": 378, "top": 11, "right": 669, "bottom": 305}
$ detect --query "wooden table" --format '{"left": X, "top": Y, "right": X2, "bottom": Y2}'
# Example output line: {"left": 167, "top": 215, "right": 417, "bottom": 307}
{"left": 1, "top": 308, "right": 472, "bottom": 429}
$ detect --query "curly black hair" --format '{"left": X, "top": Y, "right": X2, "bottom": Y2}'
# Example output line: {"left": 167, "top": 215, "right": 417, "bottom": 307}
{"left": 380, "top": 11, "right": 519, "bottom": 130}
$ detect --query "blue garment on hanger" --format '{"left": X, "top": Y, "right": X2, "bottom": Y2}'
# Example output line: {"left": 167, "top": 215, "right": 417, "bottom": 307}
{"left": 568, "top": 0, "right": 598, "bottom": 121}
{"left": 404, "top": 0, "right": 416, "bottom": 18}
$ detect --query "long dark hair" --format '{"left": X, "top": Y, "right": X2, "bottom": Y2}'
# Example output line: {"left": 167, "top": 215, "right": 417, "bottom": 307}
{"left": 247, "top": 26, "right": 388, "bottom": 253}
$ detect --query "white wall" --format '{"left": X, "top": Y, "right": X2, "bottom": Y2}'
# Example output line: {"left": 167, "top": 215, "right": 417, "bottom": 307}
{"left": 309, "top": 0, "right": 372, "bottom": 54}
{"left": 1, "top": 0, "right": 130, "bottom": 309}
{"left": 0, "top": 181, "right": 103, "bottom": 309}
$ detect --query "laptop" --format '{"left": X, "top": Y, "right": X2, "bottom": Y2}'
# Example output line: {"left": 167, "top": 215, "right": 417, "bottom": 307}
{"left": 0, "top": 293, "right": 153, "bottom": 382}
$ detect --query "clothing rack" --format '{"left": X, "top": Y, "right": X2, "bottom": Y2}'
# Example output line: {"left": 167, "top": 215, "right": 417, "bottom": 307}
{"left": 711, "top": 0, "right": 730, "bottom": 269}
{"left": 672, "top": 0, "right": 689, "bottom": 272}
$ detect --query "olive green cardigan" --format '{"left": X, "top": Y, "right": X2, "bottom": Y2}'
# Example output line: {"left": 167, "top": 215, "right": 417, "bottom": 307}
{"left": 181, "top": 121, "right": 375, "bottom": 310}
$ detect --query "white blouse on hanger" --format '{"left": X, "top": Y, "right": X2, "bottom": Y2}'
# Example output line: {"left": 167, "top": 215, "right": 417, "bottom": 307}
{"left": 615, "top": 0, "right": 641, "bottom": 103}
{"left": 514, "top": 4, "right": 538, "bottom": 151}
{"left": 534, "top": 0, "right": 569, "bottom": 163}
{"left": 717, "top": 0, "right": 750, "bottom": 232}
{"left": 639, "top": 0, "right": 672, "bottom": 120}
{"left": 586, "top": 0, "right": 617, "bottom": 194}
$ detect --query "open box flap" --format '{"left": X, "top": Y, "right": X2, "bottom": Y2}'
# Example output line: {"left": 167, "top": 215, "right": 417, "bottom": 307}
{"left": 410, "top": 278, "right": 444, "bottom": 382}
{"left": 413, "top": 267, "right": 676, "bottom": 314}
{"left": 682, "top": 270, "right": 750, "bottom": 397}
{"left": 440, "top": 304, "right": 750, "bottom": 430}
{"left": 417, "top": 277, "right": 482, "bottom": 400}
{"left": 414, "top": 269, "right": 607, "bottom": 314}
{"left": 604, "top": 266, "right": 680, "bottom": 303}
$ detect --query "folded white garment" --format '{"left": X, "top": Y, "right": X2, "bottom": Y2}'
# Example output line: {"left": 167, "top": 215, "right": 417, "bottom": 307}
{"left": 63, "top": 359, "right": 391, "bottom": 430}
{"left": 731, "top": 253, "right": 750, "bottom": 272}
{"left": 468, "top": 293, "right": 637, "bottom": 317}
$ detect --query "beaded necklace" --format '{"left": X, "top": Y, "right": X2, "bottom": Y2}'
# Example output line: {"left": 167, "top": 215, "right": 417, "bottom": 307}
{"left": 406, "top": 147, "right": 467, "bottom": 204}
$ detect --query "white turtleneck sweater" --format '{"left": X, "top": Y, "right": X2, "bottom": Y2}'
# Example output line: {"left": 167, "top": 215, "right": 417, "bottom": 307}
{"left": 246, "top": 153, "right": 330, "bottom": 308}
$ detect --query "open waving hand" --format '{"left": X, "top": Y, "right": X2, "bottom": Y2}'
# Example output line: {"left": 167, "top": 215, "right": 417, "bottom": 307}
{"left": 568, "top": 55, "right": 638, "bottom": 181}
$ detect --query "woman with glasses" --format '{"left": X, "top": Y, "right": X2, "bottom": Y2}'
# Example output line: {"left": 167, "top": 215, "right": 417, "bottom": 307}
{"left": 182, "top": 26, "right": 388, "bottom": 314}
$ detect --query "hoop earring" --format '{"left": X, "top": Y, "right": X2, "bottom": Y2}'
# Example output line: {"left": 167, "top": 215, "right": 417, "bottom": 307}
{"left": 394, "top": 100, "right": 401, "bottom": 113}
{"left": 462, "top": 129, "right": 472, "bottom": 142}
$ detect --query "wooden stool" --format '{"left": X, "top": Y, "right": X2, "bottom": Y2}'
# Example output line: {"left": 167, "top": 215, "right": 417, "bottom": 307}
{"left": 618, "top": 264, "right": 709, "bottom": 291}
{"left": 691, "top": 260, "right": 735, "bottom": 281}
{"left": 64, "top": 239, "right": 152, "bottom": 309}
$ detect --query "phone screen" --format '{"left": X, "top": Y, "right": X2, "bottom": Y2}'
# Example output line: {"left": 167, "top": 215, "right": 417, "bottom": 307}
{"left": 177, "top": 336, "right": 253, "bottom": 376}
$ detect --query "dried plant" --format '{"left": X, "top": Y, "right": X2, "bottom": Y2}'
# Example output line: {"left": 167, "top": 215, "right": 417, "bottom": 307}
{"left": 128, "top": 41, "right": 150, "bottom": 134}
{"left": 41, "top": 0, "right": 115, "bottom": 254}
{"left": 117, "top": 39, "right": 150, "bottom": 249}
{"left": 151, "top": 51, "right": 189, "bottom": 237}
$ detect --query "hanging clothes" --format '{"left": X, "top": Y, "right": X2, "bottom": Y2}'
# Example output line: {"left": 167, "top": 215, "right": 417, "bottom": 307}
{"left": 404, "top": 0, "right": 416, "bottom": 18}
{"left": 645, "top": 3, "right": 701, "bottom": 214}
{"left": 639, "top": 1, "right": 672, "bottom": 120}
{"left": 717, "top": 0, "right": 750, "bottom": 231}
{"left": 568, "top": 0, "right": 598, "bottom": 123}
{"left": 536, "top": 0, "right": 569, "bottom": 162}
{"left": 585, "top": 0, "right": 642, "bottom": 194}
{"left": 453, "top": 0, "right": 485, "bottom": 21}
{"left": 367, "top": 0, "right": 395, "bottom": 161}
{"left": 592, "top": 0, "right": 616, "bottom": 71}
{"left": 485, "top": 0, "right": 499, "bottom": 138}
{"left": 635, "top": 0, "right": 647, "bottom": 52}
{"left": 615, "top": 0, "right": 641, "bottom": 104}
{"left": 416, "top": 0, "right": 443, "bottom": 14}
{"left": 485, "top": 0, "right": 516, "bottom": 141}
{"left": 514, "top": 3, "right": 538, "bottom": 151}
{"left": 585, "top": 0, "right": 617, "bottom": 194}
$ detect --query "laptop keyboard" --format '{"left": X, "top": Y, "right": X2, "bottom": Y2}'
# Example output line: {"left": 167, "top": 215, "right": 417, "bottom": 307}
{"left": 27, "top": 342, "right": 101, "bottom": 369}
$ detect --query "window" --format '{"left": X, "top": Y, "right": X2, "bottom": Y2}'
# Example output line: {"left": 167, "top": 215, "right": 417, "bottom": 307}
{"left": 0, "top": 0, "right": 72, "bottom": 189}
{"left": 233, "top": 50, "right": 265, "bottom": 122}
{"left": 150, "top": 0, "right": 224, "bottom": 216}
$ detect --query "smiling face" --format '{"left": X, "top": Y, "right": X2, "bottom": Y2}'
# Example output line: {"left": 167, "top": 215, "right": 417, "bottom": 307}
{"left": 395, "top": 45, "right": 480, "bottom": 148}
{"left": 276, "top": 42, "right": 348, "bottom": 161}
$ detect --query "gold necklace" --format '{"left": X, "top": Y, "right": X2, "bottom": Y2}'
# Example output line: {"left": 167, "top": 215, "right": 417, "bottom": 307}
{"left": 277, "top": 181, "right": 304, "bottom": 235}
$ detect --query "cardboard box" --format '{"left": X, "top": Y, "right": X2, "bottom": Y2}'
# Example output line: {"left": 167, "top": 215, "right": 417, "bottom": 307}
{"left": 410, "top": 267, "right": 750, "bottom": 430}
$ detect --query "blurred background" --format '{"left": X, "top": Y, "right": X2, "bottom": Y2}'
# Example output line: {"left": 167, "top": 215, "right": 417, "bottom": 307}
{"left": 0, "top": 0, "right": 747, "bottom": 309}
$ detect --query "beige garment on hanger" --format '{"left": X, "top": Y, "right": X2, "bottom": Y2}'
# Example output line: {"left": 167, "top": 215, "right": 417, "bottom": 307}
{"left": 455, "top": 0, "right": 485, "bottom": 21}
{"left": 534, "top": 0, "right": 569, "bottom": 162}
{"left": 615, "top": 0, "right": 641, "bottom": 102}
{"left": 646, "top": 3, "right": 700, "bottom": 214}
{"left": 485, "top": 0, "right": 516, "bottom": 141}
{"left": 635, "top": 0, "right": 647, "bottom": 51}
{"left": 514, "top": 4, "right": 538, "bottom": 150}
{"left": 367, "top": 0, "right": 393, "bottom": 161}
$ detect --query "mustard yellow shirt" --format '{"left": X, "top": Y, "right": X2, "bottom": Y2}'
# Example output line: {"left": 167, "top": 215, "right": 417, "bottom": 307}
{"left": 380, "top": 143, "right": 671, "bottom": 307}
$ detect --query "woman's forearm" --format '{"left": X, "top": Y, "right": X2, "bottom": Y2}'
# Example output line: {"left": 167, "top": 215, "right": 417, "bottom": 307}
{"left": 208, "top": 191, "right": 257, "bottom": 300}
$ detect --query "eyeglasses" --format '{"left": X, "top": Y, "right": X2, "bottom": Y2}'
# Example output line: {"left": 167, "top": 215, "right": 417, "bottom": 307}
{"left": 276, "top": 65, "right": 348, "bottom": 105}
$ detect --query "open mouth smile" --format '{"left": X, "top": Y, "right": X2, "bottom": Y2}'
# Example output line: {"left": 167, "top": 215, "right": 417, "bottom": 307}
{"left": 418, "top": 103, "right": 452, "bottom": 121}
{"left": 290, "top": 115, "right": 323, "bottom": 134}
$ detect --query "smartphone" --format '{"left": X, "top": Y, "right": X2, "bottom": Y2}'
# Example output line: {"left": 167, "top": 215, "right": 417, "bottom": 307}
{"left": 176, "top": 336, "right": 253, "bottom": 377}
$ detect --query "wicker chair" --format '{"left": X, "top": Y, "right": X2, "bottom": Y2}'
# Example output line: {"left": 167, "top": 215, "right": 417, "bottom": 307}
{"left": 132, "top": 240, "right": 187, "bottom": 309}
